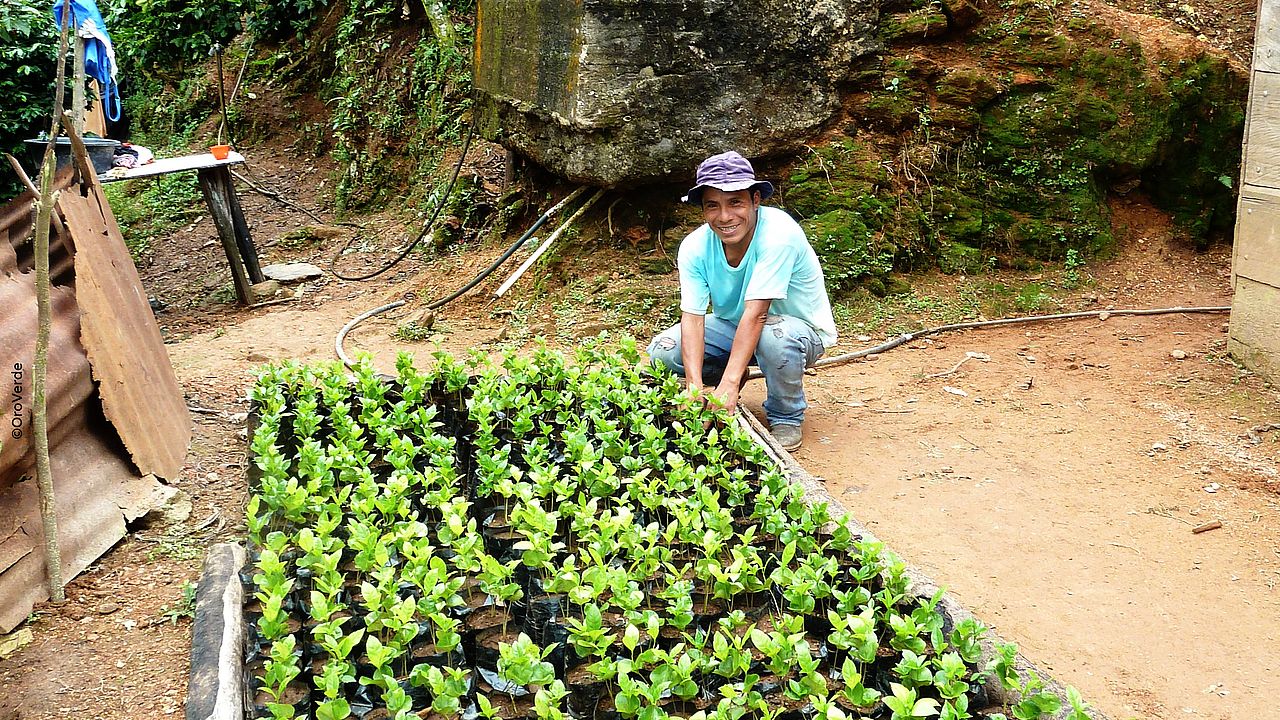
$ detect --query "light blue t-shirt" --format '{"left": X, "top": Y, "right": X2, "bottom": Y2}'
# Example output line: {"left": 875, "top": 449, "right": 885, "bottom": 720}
{"left": 678, "top": 206, "right": 838, "bottom": 348}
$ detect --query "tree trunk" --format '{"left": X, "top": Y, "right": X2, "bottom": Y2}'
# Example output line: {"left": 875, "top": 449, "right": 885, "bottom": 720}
{"left": 423, "top": 1, "right": 456, "bottom": 50}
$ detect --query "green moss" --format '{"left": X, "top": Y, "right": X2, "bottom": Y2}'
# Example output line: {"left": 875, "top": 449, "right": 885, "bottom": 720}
{"left": 937, "top": 241, "right": 984, "bottom": 275}
{"left": 784, "top": 140, "right": 886, "bottom": 217}
{"left": 1144, "top": 56, "right": 1246, "bottom": 246}
{"left": 787, "top": 0, "right": 1243, "bottom": 282}
{"left": 882, "top": 9, "right": 950, "bottom": 43}
{"left": 937, "top": 68, "right": 1000, "bottom": 106}
{"left": 801, "top": 210, "right": 895, "bottom": 295}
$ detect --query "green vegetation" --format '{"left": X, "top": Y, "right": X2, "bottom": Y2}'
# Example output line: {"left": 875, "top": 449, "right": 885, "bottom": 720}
{"left": 244, "top": 343, "right": 1091, "bottom": 719}
{"left": 0, "top": 0, "right": 57, "bottom": 199}
{"left": 158, "top": 581, "right": 198, "bottom": 625}
{"left": 830, "top": 267, "right": 1090, "bottom": 337}
{"left": 325, "top": 0, "right": 474, "bottom": 211}
{"left": 104, "top": 174, "right": 204, "bottom": 263}
{"left": 788, "top": 0, "right": 1244, "bottom": 299}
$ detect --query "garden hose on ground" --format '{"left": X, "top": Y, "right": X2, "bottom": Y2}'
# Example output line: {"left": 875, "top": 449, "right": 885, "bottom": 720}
{"left": 340, "top": 296, "right": 1231, "bottom": 373}
{"left": 745, "top": 305, "right": 1233, "bottom": 380}
{"left": 335, "top": 187, "right": 592, "bottom": 367}
{"left": 329, "top": 123, "right": 475, "bottom": 282}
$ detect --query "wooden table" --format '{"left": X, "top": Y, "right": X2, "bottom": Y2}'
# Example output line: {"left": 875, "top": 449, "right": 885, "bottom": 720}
{"left": 98, "top": 151, "right": 264, "bottom": 305}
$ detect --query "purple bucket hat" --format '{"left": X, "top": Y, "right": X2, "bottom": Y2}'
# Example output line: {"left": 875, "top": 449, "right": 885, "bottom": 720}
{"left": 682, "top": 151, "right": 775, "bottom": 204}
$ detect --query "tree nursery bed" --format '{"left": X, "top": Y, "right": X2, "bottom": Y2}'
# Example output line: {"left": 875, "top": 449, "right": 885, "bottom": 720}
{"left": 188, "top": 340, "right": 1097, "bottom": 720}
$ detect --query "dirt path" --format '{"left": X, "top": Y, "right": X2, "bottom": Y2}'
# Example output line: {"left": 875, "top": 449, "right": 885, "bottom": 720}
{"left": 737, "top": 232, "right": 1279, "bottom": 719}
{"left": 7, "top": 204, "right": 1273, "bottom": 720}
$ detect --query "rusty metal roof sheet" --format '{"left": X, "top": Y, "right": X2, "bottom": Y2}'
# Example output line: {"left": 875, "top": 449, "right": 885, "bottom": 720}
{"left": 60, "top": 181, "right": 192, "bottom": 479}
{"left": 0, "top": 169, "right": 184, "bottom": 632}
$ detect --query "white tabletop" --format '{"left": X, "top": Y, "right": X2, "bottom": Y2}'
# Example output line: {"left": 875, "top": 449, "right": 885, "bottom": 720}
{"left": 97, "top": 151, "right": 245, "bottom": 183}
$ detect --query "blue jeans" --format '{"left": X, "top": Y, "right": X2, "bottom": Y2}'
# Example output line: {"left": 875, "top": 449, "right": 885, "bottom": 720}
{"left": 647, "top": 314, "right": 824, "bottom": 426}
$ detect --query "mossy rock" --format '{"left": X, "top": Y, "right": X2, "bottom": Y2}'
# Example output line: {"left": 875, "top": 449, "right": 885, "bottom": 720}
{"left": 937, "top": 241, "right": 984, "bottom": 275}
{"left": 883, "top": 9, "right": 950, "bottom": 43}
{"left": 802, "top": 209, "right": 895, "bottom": 294}
{"left": 939, "top": 0, "right": 983, "bottom": 29}
{"left": 783, "top": 140, "right": 886, "bottom": 218}
{"left": 1143, "top": 55, "right": 1246, "bottom": 246}
{"left": 937, "top": 68, "right": 1000, "bottom": 107}
{"left": 862, "top": 91, "right": 925, "bottom": 130}
{"left": 931, "top": 187, "right": 985, "bottom": 244}
{"left": 930, "top": 106, "right": 981, "bottom": 131}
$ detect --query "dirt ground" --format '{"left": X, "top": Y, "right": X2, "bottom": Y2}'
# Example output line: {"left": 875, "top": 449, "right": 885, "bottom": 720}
{"left": 3, "top": 175, "right": 1278, "bottom": 720}
{"left": 1, "top": 1, "right": 1275, "bottom": 718}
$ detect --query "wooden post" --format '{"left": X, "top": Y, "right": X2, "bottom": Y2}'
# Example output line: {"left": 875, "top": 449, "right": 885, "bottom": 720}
{"left": 30, "top": 0, "right": 76, "bottom": 605}
{"left": 71, "top": 36, "right": 85, "bottom": 136}
{"left": 197, "top": 166, "right": 254, "bottom": 305}
{"left": 226, "top": 178, "right": 264, "bottom": 284}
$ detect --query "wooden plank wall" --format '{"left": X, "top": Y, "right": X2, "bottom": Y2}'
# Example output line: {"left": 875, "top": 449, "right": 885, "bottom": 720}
{"left": 1230, "top": 0, "right": 1280, "bottom": 381}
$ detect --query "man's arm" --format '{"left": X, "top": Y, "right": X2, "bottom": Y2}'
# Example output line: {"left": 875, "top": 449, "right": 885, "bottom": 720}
{"left": 680, "top": 312, "right": 707, "bottom": 389}
{"left": 710, "top": 298, "right": 771, "bottom": 413}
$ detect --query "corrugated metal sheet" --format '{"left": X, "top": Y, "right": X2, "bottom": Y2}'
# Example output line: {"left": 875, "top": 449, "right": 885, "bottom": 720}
{"left": 61, "top": 182, "right": 192, "bottom": 479}
{"left": 0, "top": 169, "right": 179, "bottom": 632}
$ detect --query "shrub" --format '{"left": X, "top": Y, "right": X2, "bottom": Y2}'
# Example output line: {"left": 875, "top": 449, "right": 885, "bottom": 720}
{"left": 0, "top": 0, "right": 57, "bottom": 199}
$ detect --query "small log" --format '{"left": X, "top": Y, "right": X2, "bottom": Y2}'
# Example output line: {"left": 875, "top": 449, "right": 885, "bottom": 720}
{"left": 4, "top": 153, "right": 38, "bottom": 194}
{"left": 1191, "top": 520, "right": 1222, "bottom": 535}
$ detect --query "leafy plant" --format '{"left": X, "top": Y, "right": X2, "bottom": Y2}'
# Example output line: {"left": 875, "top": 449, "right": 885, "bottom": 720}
{"left": 497, "top": 633, "right": 556, "bottom": 690}
{"left": 244, "top": 349, "right": 1068, "bottom": 720}
{"left": 0, "top": 0, "right": 56, "bottom": 199}
{"left": 884, "top": 682, "right": 940, "bottom": 720}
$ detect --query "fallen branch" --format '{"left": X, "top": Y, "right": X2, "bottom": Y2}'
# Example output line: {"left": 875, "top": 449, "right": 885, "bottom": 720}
{"left": 230, "top": 169, "right": 336, "bottom": 227}
{"left": 3, "top": 154, "right": 38, "bottom": 194}
{"left": 1108, "top": 542, "right": 1142, "bottom": 556}
{"left": 926, "top": 351, "right": 990, "bottom": 379}
{"left": 1191, "top": 520, "right": 1222, "bottom": 535}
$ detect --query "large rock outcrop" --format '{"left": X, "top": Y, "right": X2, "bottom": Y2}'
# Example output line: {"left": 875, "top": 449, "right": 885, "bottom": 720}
{"left": 473, "top": 0, "right": 881, "bottom": 186}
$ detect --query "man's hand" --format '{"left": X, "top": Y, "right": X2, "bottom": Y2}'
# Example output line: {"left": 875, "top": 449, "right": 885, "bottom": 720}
{"left": 707, "top": 380, "right": 740, "bottom": 415}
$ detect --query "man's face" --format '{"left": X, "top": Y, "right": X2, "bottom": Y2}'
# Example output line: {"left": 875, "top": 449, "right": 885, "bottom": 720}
{"left": 701, "top": 188, "right": 760, "bottom": 248}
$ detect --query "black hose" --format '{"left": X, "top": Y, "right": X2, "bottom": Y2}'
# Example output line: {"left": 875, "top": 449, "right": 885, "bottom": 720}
{"left": 330, "top": 123, "right": 475, "bottom": 282}
{"left": 425, "top": 209, "right": 549, "bottom": 310}
{"left": 335, "top": 187, "right": 592, "bottom": 366}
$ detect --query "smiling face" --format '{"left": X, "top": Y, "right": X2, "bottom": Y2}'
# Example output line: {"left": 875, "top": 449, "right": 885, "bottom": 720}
{"left": 701, "top": 188, "right": 761, "bottom": 258}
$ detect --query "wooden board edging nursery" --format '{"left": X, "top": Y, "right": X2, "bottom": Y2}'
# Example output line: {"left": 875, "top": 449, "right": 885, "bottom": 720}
{"left": 187, "top": 347, "right": 1103, "bottom": 720}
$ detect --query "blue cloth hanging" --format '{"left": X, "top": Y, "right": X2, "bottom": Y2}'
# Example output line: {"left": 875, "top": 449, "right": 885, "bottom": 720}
{"left": 53, "top": 0, "right": 121, "bottom": 123}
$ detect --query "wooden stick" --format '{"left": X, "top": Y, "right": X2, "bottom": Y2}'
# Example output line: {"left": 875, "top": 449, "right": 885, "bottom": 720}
{"left": 32, "top": 0, "right": 75, "bottom": 604}
{"left": 196, "top": 167, "right": 254, "bottom": 305}
{"left": 1191, "top": 520, "right": 1222, "bottom": 534}
{"left": 71, "top": 36, "right": 85, "bottom": 136}
{"left": 3, "top": 154, "right": 38, "bottom": 195}
{"left": 494, "top": 188, "right": 605, "bottom": 297}
{"left": 59, "top": 111, "right": 96, "bottom": 184}
{"left": 230, "top": 169, "right": 329, "bottom": 227}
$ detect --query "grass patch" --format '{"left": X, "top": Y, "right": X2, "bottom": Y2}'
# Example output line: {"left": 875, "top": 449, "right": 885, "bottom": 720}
{"left": 832, "top": 272, "right": 1076, "bottom": 337}
{"left": 142, "top": 532, "right": 205, "bottom": 562}
{"left": 103, "top": 174, "right": 204, "bottom": 263}
{"left": 156, "top": 581, "right": 198, "bottom": 625}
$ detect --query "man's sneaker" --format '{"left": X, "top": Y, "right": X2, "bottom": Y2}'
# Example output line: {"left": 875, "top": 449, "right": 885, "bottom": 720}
{"left": 770, "top": 423, "right": 803, "bottom": 452}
